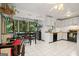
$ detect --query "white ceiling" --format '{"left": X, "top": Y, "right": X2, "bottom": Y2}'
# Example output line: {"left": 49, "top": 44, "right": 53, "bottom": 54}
{"left": 13, "top": 3, "right": 79, "bottom": 19}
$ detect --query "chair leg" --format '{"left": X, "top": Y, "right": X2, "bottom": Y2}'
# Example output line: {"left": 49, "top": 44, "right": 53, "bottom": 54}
{"left": 35, "top": 34, "right": 36, "bottom": 44}
{"left": 35, "top": 38, "right": 36, "bottom": 44}
{"left": 29, "top": 39, "right": 31, "bottom": 45}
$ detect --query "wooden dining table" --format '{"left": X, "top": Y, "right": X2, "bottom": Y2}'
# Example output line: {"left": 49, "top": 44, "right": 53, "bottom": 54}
{"left": 16, "top": 32, "right": 37, "bottom": 45}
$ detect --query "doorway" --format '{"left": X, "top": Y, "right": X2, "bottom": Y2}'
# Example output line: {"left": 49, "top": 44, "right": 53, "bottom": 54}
{"left": 53, "top": 33, "right": 57, "bottom": 42}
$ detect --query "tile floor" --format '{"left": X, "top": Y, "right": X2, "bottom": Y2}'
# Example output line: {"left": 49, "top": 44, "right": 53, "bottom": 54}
{"left": 25, "top": 40, "right": 77, "bottom": 56}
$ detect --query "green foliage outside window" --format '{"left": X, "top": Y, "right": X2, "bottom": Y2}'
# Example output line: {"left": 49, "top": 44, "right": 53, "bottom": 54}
{"left": 14, "top": 20, "right": 18, "bottom": 32}
{"left": 29, "top": 22, "right": 37, "bottom": 32}
{"left": 19, "top": 21, "right": 27, "bottom": 32}
{"left": 5, "top": 16, "right": 13, "bottom": 33}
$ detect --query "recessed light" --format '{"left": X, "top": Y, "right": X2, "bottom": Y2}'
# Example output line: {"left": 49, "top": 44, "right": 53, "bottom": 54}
{"left": 49, "top": 3, "right": 64, "bottom": 12}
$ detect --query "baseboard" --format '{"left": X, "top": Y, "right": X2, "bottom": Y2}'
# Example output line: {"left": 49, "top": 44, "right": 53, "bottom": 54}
{"left": 49, "top": 41, "right": 53, "bottom": 43}
{"left": 49, "top": 39, "right": 77, "bottom": 44}
{"left": 49, "top": 39, "right": 67, "bottom": 43}
{"left": 38, "top": 39, "right": 45, "bottom": 41}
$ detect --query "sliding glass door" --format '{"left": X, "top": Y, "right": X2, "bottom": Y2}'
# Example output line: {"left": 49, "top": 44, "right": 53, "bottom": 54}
{"left": 14, "top": 20, "right": 18, "bottom": 32}
{"left": 29, "top": 22, "right": 37, "bottom": 32}
{"left": 19, "top": 21, "right": 28, "bottom": 32}
{"left": 14, "top": 20, "right": 38, "bottom": 33}
{"left": 5, "top": 16, "right": 13, "bottom": 33}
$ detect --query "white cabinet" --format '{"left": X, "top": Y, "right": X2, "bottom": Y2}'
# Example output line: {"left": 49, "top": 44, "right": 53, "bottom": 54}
{"left": 41, "top": 26, "right": 53, "bottom": 43}
{"left": 57, "top": 32, "right": 67, "bottom": 40}
{"left": 44, "top": 33, "right": 53, "bottom": 43}
{"left": 57, "top": 33, "right": 62, "bottom": 40}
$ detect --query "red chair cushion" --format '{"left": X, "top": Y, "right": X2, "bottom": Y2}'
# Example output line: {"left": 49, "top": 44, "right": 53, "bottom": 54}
{"left": 12, "top": 40, "right": 22, "bottom": 46}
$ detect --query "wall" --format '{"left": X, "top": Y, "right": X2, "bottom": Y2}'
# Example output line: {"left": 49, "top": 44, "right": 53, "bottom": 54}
{"left": 41, "top": 18, "right": 54, "bottom": 42}
{"left": 41, "top": 27, "right": 53, "bottom": 42}
{"left": 14, "top": 9, "right": 43, "bottom": 20}
{"left": 41, "top": 20, "right": 47, "bottom": 41}
{"left": 0, "top": 14, "right": 1, "bottom": 43}
{"left": 77, "top": 31, "right": 79, "bottom": 55}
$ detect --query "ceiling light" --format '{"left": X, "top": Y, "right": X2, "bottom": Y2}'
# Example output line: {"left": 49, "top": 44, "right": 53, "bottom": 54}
{"left": 54, "top": 5, "right": 58, "bottom": 10}
{"left": 66, "top": 11, "right": 72, "bottom": 17}
{"left": 49, "top": 4, "right": 58, "bottom": 12}
{"left": 67, "top": 11, "right": 71, "bottom": 14}
{"left": 54, "top": 4, "right": 64, "bottom": 11}
{"left": 49, "top": 4, "right": 64, "bottom": 12}
{"left": 66, "top": 14, "right": 71, "bottom": 17}
{"left": 49, "top": 7, "right": 54, "bottom": 12}
{"left": 58, "top": 4, "right": 64, "bottom": 11}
